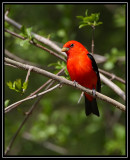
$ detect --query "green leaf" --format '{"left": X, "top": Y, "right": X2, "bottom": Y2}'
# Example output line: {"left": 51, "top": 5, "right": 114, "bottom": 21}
{"left": 20, "top": 25, "right": 27, "bottom": 36}
{"left": 5, "top": 99, "right": 10, "bottom": 107}
{"left": 95, "top": 13, "right": 100, "bottom": 21}
{"left": 97, "top": 22, "right": 103, "bottom": 25}
{"left": 85, "top": 9, "right": 88, "bottom": 16}
{"left": 20, "top": 39, "right": 30, "bottom": 47}
{"left": 6, "top": 81, "right": 13, "bottom": 89}
{"left": 22, "top": 81, "right": 28, "bottom": 90}
{"left": 48, "top": 61, "right": 69, "bottom": 79}
{"left": 6, "top": 79, "right": 25, "bottom": 94}
{"left": 77, "top": 10, "right": 103, "bottom": 28}
{"left": 12, "top": 81, "right": 16, "bottom": 89}
{"left": 20, "top": 25, "right": 33, "bottom": 40}
{"left": 15, "top": 79, "right": 22, "bottom": 90}
{"left": 76, "top": 16, "right": 84, "bottom": 20}
{"left": 79, "top": 24, "right": 89, "bottom": 29}
{"left": 84, "top": 16, "right": 92, "bottom": 22}
{"left": 48, "top": 62, "right": 58, "bottom": 67}
{"left": 26, "top": 27, "right": 32, "bottom": 38}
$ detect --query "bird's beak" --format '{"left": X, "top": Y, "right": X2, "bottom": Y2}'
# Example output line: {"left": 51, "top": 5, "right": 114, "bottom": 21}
{"left": 61, "top": 47, "right": 69, "bottom": 52}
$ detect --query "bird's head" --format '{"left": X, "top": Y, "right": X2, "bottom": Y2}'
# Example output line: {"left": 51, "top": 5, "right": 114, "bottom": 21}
{"left": 61, "top": 40, "right": 88, "bottom": 57}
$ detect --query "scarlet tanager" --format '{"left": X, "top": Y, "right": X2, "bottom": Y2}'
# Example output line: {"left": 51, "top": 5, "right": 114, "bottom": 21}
{"left": 61, "top": 40, "right": 101, "bottom": 117}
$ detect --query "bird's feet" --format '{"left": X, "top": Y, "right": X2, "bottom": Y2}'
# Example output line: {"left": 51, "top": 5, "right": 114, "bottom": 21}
{"left": 92, "top": 88, "right": 96, "bottom": 98}
{"left": 73, "top": 80, "right": 78, "bottom": 87}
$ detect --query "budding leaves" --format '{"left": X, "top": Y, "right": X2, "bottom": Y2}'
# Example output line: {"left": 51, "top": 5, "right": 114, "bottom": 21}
{"left": 6, "top": 79, "right": 28, "bottom": 94}
{"left": 20, "top": 25, "right": 33, "bottom": 40}
{"left": 48, "top": 61, "right": 70, "bottom": 80}
{"left": 20, "top": 25, "right": 34, "bottom": 47}
{"left": 77, "top": 9, "right": 103, "bottom": 29}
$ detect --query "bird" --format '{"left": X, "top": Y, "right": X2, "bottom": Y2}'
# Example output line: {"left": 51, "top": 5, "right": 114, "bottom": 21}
{"left": 61, "top": 40, "right": 101, "bottom": 117}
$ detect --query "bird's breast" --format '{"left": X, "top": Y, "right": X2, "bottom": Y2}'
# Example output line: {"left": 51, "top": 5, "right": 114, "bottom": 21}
{"left": 67, "top": 55, "right": 97, "bottom": 88}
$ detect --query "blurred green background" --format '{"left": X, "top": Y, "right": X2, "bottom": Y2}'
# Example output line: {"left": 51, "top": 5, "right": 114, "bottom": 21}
{"left": 4, "top": 4, "right": 126, "bottom": 156}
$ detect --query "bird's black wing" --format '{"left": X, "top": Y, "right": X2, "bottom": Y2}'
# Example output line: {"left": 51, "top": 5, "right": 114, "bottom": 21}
{"left": 87, "top": 53, "right": 101, "bottom": 92}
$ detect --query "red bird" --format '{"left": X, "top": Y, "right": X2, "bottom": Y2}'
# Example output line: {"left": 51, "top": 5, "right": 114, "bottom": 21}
{"left": 61, "top": 40, "right": 101, "bottom": 117}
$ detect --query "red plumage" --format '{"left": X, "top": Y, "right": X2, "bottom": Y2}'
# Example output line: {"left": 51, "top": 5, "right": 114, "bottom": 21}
{"left": 61, "top": 40, "right": 101, "bottom": 117}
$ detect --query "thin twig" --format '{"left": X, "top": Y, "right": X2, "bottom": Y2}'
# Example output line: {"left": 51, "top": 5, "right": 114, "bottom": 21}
{"left": 91, "top": 25, "right": 95, "bottom": 55}
{"left": 5, "top": 63, "right": 64, "bottom": 111}
{"left": 5, "top": 83, "right": 60, "bottom": 113}
{"left": 23, "top": 66, "right": 33, "bottom": 93}
{"left": 5, "top": 57, "right": 126, "bottom": 112}
{"left": 5, "top": 16, "right": 107, "bottom": 64}
{"left": 5, "top": 62, "right": 18, "bottom": 69}
{"left": 29, "top": 68, "right": 65, "bottom": 97}
{"left": 5, "top": 56, "right": 125, "bottom": 102}
{"left": 5, "top": 49, "right": 42, "bottom": 67}
{"left": 99, "top": 68, "right": 125, "bottom": 84}
{"left": 5, "top": 9, "right": 10, "bottom": 17}
{"left": 78, "top": 92, "right": 84, "bottom": 104}
{"left": 4, "top": 15, "right": 66, "bottom": 57}
{"left": 100, "top": 73, "right": 125, "bottom": 101}
{"left": 5, "top": 29, "right": 66, "bottom": 62}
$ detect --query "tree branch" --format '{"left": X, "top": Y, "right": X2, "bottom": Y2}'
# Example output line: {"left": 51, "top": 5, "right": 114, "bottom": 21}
{"left": 5, "top": 83, "right": 60, "bottom": 113}
{"left": 5, "top": 14, "right": 66, "bottom": 57}
{"left": 100, "top": 73, "right": 125, "bottom": 101}
{"left": 5, "top": 57, "right": 125, "bottom": 112}
{"left": 5, "top": 29, "right": 66, "bottom": 62}
{"left": 91, "top": 25, "right": 95, "bottom": 55}
{"left": 5, "top": 28, "right": 125, "bottom": 100}
{"left": 5, "top": 14, "right": 107, "bottom": 64}
{"left": 99, "top": 68, "right": 125, "bottom": 84}
{"left": 5, "top": 49, "right": 42, "bottom": 67}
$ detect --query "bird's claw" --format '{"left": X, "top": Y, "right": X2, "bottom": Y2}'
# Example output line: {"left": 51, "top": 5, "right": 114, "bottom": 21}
{"left": 73, "top": 80, "right": 78, "bottom": 87}
{"left": 92, "top": 88, "right": 96, "bottom": 97}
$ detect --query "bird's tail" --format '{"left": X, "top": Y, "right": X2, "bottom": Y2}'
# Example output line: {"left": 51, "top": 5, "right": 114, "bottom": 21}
{"left": 84, "top": 95, "right": 100, "bottom": 117}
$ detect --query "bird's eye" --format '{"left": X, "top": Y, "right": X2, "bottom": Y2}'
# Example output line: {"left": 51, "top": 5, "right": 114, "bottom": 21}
{"left": 70, "top": 44, "right": 74, "bottom": 48}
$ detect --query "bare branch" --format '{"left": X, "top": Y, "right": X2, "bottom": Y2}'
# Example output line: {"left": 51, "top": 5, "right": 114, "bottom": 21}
{"left": 100, "top": 73, "right": 125, "bottom": 101}
{"left": 4, "top": 14, "right": 107, "bottom": 63}
{"left": 5, "top": 49, "right": 41, "bottom": 67}
{"left": 99, "top": 68, "right": 125, "bottom": 84}
{"left": 5, "top": 67, "right": 64, "bottom": 112}
{"left": 23, "top": 66, "right": 33, "bottom": 93}
{"left": 4, "top": 15, "right": 66, "bottom": 57}
{"left": 91, "top": 25, "right": 95, "bottom": 55}
{"left": 5, "top": 83, "right": 60, "bottom": 113}
{"left": 5, "top": 29, "right": 66, "bottom": 62}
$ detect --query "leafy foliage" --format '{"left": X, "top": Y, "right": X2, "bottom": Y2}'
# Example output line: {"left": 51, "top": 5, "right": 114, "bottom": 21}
{"left": 6, "top": 79, "right": 28, "bottom": 94}
{"left": 77, "top": 9, "right": 103, "bottom": 29}
{"left": 105, "top": 124, "right": 125, "bottom": 155}
{"left": 103, "top": 48, "right": 125, "bottom": 70}
{"left": 20, "top": 25, "right": 33, "bottom": 40}
{"left": 49, "top": 61, "right": 70, "bottom": 79}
